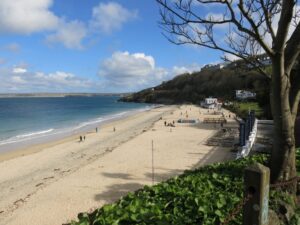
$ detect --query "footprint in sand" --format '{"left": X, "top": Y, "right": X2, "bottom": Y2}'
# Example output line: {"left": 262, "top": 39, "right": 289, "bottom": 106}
{"left": 14, "top": 199, "right": 25, "bottom": 206}
{"left": 60, "top": 169, "right": 71, "bottom": 175}
{"left": 43, "top": 176, "right": 54, "bottom": 180}
{"left": 35, "top": 183, "right": 44, "bottom": 187}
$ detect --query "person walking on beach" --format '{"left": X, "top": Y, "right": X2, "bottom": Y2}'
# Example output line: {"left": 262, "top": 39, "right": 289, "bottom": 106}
{"left": 83, "top": 136, "right": 86, "bottom": 141}
{"left": 79, "top": 136, "right": 82, "bottom": 142}
{"left": 96, "top": 127, "right": 98, "bottom": 133}
{"left": 113, "top": 127, "right": 116, "bottom": 132}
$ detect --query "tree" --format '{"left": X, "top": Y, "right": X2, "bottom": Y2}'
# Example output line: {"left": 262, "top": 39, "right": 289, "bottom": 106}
{"left": 156, "top": 0, "right": 300, "bottom": 185}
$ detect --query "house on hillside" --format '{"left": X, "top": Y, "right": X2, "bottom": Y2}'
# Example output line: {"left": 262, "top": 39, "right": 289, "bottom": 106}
{"left": 235, "top": 90, "right": 256, "bottom": 100}
{"left": 201, "top": 62, "right": 231, "bottom": 71}
{"left": 200, "top": 97, "right": 222, "bottom": 109}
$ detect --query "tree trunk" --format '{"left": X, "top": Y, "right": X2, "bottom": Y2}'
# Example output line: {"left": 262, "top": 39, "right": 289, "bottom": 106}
{"left": 270, "top": 54, "right": 297, "bottom": 188}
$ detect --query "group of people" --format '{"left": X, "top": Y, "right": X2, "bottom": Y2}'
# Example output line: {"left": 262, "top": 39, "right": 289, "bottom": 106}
{"left": 164, "top": 120, "right": 175, "bottom": 127}
{"left": 79, "top": 135, "right": 86, "bottom": 142}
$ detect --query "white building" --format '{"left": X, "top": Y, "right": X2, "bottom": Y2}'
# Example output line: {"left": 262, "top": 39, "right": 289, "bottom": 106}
{"left": 235, "top": 90, "right": 256, "bottom": 100}
{"left": 201, "top": 62, "right": 231, "bottom": 71}
{"left": 200, "top": 97, "right": 222, "bottom": 109}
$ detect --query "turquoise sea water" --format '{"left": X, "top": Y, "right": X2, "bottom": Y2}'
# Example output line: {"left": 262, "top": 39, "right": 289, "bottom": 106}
{"left": 0, "top": 96, "right": 152, "bottom": 152}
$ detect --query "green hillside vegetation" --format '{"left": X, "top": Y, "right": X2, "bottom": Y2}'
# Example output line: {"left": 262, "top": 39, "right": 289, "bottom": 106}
{"left": 120, "top": 66, "right": 271, "bottom": 118}
{"left": 70, "top": 150, "right": 300, "bottom": 225}
{"left": 121, "top": 67, "right": 269, "bottom": 104}
{"left": 224, "top": 102, "right": 264, "bottom": 119}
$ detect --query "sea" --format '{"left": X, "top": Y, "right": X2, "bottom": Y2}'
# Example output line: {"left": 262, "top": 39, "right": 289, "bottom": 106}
{"left": 0, "top": 95, "right": 153, "bottom": 153}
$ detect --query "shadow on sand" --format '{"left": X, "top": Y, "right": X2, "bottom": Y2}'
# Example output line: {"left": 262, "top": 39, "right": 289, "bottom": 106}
{"left": 93, "top": 120, "right": 237, "bottom": 204}
{"left": 94, "top": 182, "right": 144, "bottom": 203}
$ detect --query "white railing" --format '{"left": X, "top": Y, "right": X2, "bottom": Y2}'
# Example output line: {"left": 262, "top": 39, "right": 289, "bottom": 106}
{"left": 236, "top": 119, "right": 258, "bottom": 159}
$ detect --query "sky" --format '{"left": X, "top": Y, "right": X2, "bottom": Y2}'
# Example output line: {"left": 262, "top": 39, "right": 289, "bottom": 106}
{"left": 0, "top": 0, "right": 226, "bottom": 93}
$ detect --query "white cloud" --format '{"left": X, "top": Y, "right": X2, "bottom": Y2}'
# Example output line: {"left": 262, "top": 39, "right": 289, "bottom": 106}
{"left": 11, "top": 76, "right": 26, "bottom": 84}
{"left": 35, "top": 71, "right": 92, "bottom": 88}
{"left": 0, "top": 0, "right": 58, "bottom": 34}
{"left": 12, "top": 67, "right": 27, "bottom": 74}
{"left": 99, "top": 51, "right": 168, "bottom": 89}
{"left": 90, "top": 2, "right": 138, "bottom": 34}
{"left": 98, "top": 51, "right": 203, "bottom": 91}
{"left": 172, "top": 64, "right": 202, "bottom": 75}
{"left": 0, "top": 1, "right": 138, "bottom": 50}
{"left": 223, "top": 53, "right": 240, "bottom": 61}
{"left": 46, "top": 20, "right": 87, "bottom": 50}
{"left": 0, "top": 66, "right": 97, "bottom": 93}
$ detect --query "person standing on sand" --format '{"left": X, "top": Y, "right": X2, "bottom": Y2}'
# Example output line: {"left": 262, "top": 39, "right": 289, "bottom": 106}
{"left": 83, "top": 136, "right": 86, "bottom": 141}
{"left": 96, "top": 127, "right": 98, "bottom": 133}
{"left": 113, "top": 127, "right": 116, "bottom": 132}
{"left": 79, "top": 136, "right": 82, "bottom": 142}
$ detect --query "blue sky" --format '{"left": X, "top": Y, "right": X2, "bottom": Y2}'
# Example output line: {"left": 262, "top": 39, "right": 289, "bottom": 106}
{"left": 0, "top": 0, "right": 224, "bottom": 93}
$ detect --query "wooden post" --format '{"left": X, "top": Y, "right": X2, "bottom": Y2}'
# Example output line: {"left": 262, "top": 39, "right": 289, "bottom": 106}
{"left": 243, "top": 163, "right": 270, "bottom": 225}
{"left": 151, "top": 140, "right": 154, "bottom": 185}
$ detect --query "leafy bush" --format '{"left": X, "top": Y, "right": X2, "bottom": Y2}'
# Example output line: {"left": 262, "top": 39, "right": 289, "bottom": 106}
{"left": 224, "top": 102, "right": 264, "bottom": 119}
{"left": 70, "top": 155, "right": 267, "bottom": 225}
{"left": 70, "top": 149, "right": 300, "bottom": 225}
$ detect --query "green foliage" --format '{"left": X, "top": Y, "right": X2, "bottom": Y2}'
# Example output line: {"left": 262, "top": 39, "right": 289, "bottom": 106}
{"left": 290, "top": 207, "right": 300, "bottom": 225}
{"left": 225, "top": 102, "right": 264, "bottom": 119}
{"left": 120, "top": 66, "right": 272, "bottom": 119}
{"left": 70, "top": 155, "right": 267, "bottom": 225}
{"left": 120, "top": 67, "right": 269, "bottom": 106}
{"left": 121, "top": 68, "right": 269, "bottom": 104}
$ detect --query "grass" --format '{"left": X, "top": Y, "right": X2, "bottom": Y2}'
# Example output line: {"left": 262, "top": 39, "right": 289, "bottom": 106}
{"left": 69, "top": 151, "right": 300, "bottom": 225}
{"left": 225, "top": 101, "right": 264, "bottom": 119}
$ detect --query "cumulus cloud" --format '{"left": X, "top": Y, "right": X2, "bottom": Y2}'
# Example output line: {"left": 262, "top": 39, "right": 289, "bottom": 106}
{"left": 223, "top": 53, "right": 240, "bottom": 61}
{"left": 99, "top": 51, "right": 168, "bottom": 89}
{"left": 0, "top": 1, "right": 138, "bottom": 49}
{"left": 46, "top": 20, "right": 87, "bottom": 49}
{"left": 90, "top": 2, "right": 138, "bottom": 34}
{"left": 35, "top": 71, "right": 92, "bottom": 88}
{"left": 98, "top": 51, "right": 202, "bottom": 91}
{"left": 0, "top": 66, "right": 96, "bottom": 93}
{"left": 0, "top": 0, "right": 58, "bottom": 34}
{"left": 11, "top": 76, "right": 26, "bottom": 84}
{"left": 12, "top": 67, "right": 27, "bottom": 74}
{"left": 172, "top": 64, "right": 202, "bottom": 75}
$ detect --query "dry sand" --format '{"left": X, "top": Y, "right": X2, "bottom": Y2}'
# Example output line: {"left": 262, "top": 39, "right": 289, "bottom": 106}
{"left": 0, "top": 105, "right": 236, "bottom": 225}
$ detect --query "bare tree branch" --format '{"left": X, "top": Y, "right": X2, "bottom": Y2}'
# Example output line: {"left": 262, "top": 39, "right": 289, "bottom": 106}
{"left": 259, "top": 0, "right": 276, "bottom": 40}
{"left": 285, "top": 24, "right": 300, "bottom": 72}
{"left": 274, "top": 0, "right": 295, "bottom": 52}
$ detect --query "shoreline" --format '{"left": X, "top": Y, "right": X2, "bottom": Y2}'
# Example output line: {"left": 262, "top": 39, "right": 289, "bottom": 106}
{"left": 0, "top": 105, "right": 158, "bottom": 161}
{"left": 0, "top": 104, "right": 236, "bottom": 225}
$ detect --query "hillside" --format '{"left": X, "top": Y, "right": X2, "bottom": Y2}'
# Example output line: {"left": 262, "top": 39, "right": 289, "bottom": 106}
{"left": 120, "top": 66, "right": 269, "bottom": 105}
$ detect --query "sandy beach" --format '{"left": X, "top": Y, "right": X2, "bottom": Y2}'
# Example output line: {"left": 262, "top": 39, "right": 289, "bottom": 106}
{"left": 0, "top": 104, "right": 236, "bottom": 225}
